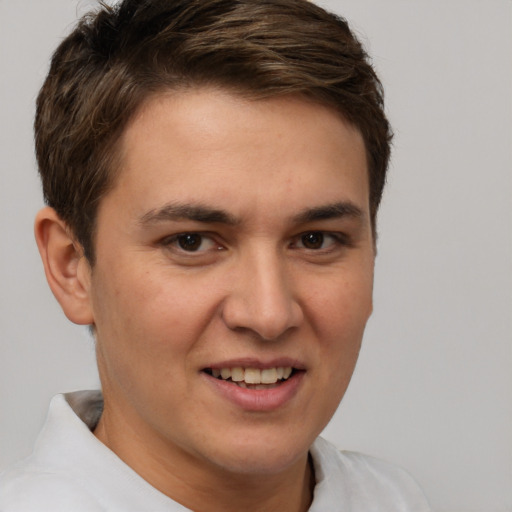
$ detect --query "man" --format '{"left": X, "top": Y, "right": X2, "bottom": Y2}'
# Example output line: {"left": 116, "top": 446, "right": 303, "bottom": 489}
{"left": 0, "top": 0, "right": 430, "bottom": 510}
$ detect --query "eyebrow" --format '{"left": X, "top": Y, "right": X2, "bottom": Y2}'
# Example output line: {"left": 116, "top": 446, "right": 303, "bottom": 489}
{"left": 138, "top": 200, "right": 365, "bottom": 227}
{"left": 139, "top": 202, "right": 239, "bottom": 226}
{"left": 292, "top": 201, "right": 365, "bottom": 224}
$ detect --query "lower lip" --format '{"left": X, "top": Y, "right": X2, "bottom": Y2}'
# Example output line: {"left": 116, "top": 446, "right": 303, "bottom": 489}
{"left": 203, "top": 371, "right": 305, "bottom": 412}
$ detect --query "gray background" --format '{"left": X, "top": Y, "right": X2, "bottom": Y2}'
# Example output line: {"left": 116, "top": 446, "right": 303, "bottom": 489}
{"left": 1, "top": 1, "right": 511, "bottom": 511}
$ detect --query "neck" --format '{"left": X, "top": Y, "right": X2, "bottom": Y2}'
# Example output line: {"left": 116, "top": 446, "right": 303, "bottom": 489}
{"left": 94, "top": 404, "right": 315, "bottom": 512}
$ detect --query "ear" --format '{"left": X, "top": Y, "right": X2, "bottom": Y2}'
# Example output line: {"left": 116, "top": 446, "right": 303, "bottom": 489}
{"left": 34, "top": 207, "right": 94, "bottom": 325}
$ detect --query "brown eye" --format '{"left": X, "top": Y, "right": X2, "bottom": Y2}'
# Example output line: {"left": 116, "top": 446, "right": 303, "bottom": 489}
{"left": 177, "top": 233, "right": 203, "bottom": 251}
{"left": 301, "top": 232, "right": 324, "bottom": 249}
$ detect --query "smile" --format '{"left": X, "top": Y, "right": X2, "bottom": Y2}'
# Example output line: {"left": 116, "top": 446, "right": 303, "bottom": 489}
{"left": 202, "top": 363, "right": 305, "bottom": 411}
{"left": 204, "top": 366, "right": 295, "bottom": 389}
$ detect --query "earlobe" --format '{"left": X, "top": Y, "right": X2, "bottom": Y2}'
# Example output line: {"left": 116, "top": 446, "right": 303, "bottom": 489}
{"left": 34, "top": 207, "right": 94, "bottom": 325}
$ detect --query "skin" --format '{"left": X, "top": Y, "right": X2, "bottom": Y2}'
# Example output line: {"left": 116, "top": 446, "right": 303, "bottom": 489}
{"left": 36, "top": 89, "right": 375, "bottom": 512}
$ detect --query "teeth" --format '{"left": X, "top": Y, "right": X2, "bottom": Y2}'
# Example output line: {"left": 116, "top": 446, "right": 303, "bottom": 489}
{"left": 231, "top": 367, "right": 244, "bottom": 382}
{"left": 210, "top": 366, "right": 294, "bottom": 385}
{"left": 261, "top": 368, "right": 278, "bottom": 384}
{"left": 244, "top": 368, "right": 260, "bottom": 384}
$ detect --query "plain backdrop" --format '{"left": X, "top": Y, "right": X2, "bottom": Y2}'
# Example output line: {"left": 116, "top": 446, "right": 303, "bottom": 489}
{"left": 1, "top": 1, "right": 511, "bottom": 511}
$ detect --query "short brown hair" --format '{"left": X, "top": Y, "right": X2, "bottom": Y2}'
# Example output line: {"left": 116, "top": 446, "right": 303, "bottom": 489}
{"left": 35, "top": 0, "right": 392, "bottom": 263}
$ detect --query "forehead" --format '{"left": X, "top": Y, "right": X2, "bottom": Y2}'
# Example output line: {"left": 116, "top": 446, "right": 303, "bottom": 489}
{"left": 103, "top": 88, "right": 369, "bottom": 225}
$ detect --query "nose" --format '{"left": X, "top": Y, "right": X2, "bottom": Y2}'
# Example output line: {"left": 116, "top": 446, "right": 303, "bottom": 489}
{"left": 221, "top": 248, "right": 303, "bottom": 340}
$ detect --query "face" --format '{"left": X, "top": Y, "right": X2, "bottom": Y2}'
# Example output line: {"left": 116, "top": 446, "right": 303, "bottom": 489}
{"left": 86, "top": 89, "right": 374, "bottom": 480}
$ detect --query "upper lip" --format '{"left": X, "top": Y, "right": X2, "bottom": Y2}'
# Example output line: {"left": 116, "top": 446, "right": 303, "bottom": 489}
{"left": 203, "top": 357, "right": 306, "bottom": 371}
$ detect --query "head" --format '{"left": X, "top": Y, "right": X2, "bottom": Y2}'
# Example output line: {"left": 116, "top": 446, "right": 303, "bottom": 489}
{"left": 35, "top": 0, "right": 391, "bottom": 265}
{"left": 34, "top": 0, "right": 391, "bottom": 502}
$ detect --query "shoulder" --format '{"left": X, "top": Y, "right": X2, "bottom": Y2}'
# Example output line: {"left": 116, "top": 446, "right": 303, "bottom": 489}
{"left": 0, "top": 463, "right": 102, "bottom": 512}
{"left": 310, "top": 437, "right": 431, "bottom": 511}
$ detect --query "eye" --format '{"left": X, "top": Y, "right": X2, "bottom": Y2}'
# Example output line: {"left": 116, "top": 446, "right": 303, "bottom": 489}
{"left": 300, "top": 231, "right": 325, "bottom": 249}
{"left": 162, "top": 233, "right": 220, "bottom": 253}
{"left": 295, "top": 231, "right": 341, "bottom": 250}
{"left": 177, "top": 233, "right": 205, "bottom": 251}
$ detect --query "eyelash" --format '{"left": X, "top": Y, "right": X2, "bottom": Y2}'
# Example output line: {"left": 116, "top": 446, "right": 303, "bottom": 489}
{"left": 160, "top": 232, "right": 223, "bottom": 254}
{"left": 160, "top": 231, "right": 351, "bottom": 256}
{"left": 291, "top": 231, "right": 350, "bottom": 252}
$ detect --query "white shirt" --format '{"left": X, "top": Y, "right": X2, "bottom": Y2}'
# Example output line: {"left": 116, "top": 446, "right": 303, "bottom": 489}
{"left": 0, "top": 391, "right": 431, "bottom": 511}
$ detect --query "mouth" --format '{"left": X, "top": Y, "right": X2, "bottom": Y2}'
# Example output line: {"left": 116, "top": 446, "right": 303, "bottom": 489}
{"left": 203, "top": 366, "right": 299, "bottom": 390}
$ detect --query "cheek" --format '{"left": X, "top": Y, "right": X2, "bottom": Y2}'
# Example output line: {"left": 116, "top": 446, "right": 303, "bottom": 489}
{"left": 307, "top": 271, "right": 373, "bottom": 385}
{"left": 308, "top": 270, "right": 373, "bottom": 336}
{"left": 302, "top": 283, "right": 371, "bottom": 440}
{"left": 90, "top": 269, "right": 205, "bottom": 405}
{"left": 91, "top": 264, "right": 220, "bottom": 369}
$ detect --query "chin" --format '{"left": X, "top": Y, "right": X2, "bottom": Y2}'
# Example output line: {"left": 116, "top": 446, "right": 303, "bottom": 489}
{"left": 201, "top": 430, "right": 313, "bottom": 477}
